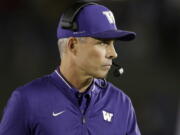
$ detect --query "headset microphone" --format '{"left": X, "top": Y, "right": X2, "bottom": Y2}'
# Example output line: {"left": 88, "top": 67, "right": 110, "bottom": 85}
{"left": 112, "top": 61, "right": 124, "bottom": 77}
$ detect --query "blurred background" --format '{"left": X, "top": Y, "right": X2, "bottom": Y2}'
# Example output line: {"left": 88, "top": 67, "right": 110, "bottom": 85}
{"left": 0, "top": 0, "right": 179, "bottom": 134}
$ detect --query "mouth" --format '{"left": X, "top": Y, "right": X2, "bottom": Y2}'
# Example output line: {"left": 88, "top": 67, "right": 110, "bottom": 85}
{"left": 102, "top": 64, "right": 112, "bottom": 70}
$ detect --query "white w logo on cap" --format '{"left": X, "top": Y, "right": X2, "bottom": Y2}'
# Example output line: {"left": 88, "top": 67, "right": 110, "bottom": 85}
{"left": 103, "top": 11, "right": 115, "bottom": 24}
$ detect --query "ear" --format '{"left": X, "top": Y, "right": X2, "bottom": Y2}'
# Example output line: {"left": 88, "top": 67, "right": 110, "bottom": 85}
{"left": 67, "top": 37, "right": 78, "bottom": 56}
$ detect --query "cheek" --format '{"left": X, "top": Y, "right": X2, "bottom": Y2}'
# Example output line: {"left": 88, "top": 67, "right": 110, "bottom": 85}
{"left": 85, "top": 48, "right": 106, "bottom": 67}
{"left": 76, "top": 46, "right": 106, "bottom": 71}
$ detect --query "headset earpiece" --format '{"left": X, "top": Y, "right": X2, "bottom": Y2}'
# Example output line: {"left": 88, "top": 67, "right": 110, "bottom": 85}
{"left": 60, "top": 1, "right": 98, "bottom": 31}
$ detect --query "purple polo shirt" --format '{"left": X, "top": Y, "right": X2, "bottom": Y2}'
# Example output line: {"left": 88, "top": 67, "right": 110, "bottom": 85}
{"left": 0, "top": 70, "right": 141, "bottom": 135}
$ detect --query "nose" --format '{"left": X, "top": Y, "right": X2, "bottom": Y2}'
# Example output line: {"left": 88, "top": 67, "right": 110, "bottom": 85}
{"left": 106, "top": 44, "right": 118, "bottom": 59}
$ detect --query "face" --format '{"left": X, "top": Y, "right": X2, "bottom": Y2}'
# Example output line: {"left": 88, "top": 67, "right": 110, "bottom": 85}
{"left": 75, "top": 37, "right": 118, "bottom": 78}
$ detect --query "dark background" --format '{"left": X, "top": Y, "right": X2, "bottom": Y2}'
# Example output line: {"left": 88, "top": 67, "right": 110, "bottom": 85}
{"left": 0, "top": 0, "right": 179, "bottom": 135}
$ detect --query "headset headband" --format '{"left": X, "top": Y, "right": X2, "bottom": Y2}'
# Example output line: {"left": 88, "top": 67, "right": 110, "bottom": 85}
{"left": 60, "top": 2, "right": 98, "bottom": 31}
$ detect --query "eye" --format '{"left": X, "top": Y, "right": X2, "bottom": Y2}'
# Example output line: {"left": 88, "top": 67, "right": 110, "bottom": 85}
{"left": 99, "top": 42, "right": 106, "bottom": 46}
{"left": 98, "top": 41, "right": 109, "bottom": 46}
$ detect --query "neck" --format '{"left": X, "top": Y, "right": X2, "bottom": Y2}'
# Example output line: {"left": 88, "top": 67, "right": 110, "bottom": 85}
{"left": 59, "top": 63, "right": 93, "bottom": 93}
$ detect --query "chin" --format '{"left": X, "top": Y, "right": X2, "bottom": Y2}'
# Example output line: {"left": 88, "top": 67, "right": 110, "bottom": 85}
{"left": 92, "top": 71, "right": 109, "bottom": 79}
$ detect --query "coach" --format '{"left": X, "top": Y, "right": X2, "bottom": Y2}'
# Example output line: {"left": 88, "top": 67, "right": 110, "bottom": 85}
{"left": 0, "top": 2, "right": 141, "bottom": 135}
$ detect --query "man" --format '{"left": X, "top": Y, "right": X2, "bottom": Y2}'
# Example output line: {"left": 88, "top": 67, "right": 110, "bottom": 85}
{"left": 0, "top": 2, "right": 141, "bottom": 135}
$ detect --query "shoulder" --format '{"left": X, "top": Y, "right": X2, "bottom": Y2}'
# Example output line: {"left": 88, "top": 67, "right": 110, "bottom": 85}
{"left": 11, "top": 74, "right": 55, "bottom": 100}
{"left": 109, "top": 81, "right": 132, "bottom": 103}
{"left": 95, "top": 78, "right": 132, "bottom": 105}
{"left": 8, "top": 74, "right": 60, "bottom": 110}
{"left": 109, "top": 81, "right": 130, "bottom": 98}
{"left": 19, "top": 74, "right": 50, "bottom": 90}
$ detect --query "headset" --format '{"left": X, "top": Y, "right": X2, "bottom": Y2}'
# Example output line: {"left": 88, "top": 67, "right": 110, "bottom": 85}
{"left": 60, "top": 1, "right": 98, "bottom": 31}
{"left": 60, "top": 1, "right": 124, "bottom": 77}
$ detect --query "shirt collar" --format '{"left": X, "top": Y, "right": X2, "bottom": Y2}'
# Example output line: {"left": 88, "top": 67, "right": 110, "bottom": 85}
{"left": 55, "top": 69, "right": 72, "bottom": 89}
{"left": 54, "top": 68, "right": 97, "bottom": 97}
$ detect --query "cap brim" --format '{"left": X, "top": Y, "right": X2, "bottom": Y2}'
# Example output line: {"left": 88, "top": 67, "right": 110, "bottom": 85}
{"left": 91, "top": 29, "right": 136, "bottom": 41}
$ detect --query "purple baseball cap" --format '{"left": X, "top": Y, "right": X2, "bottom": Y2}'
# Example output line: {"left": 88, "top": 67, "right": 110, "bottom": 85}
{"left": 57, "top": 4, "right": 136, "bottom": 41}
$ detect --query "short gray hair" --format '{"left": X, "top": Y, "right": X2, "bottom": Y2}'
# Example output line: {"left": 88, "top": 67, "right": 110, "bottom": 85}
{"left": 57, "top": 38, "right": 69, "bottom": 59}
{"left": 57, "top": 37, "right": 87, "bottom": 58}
